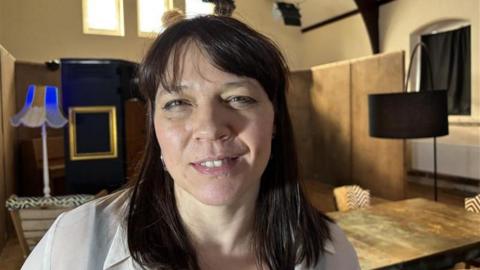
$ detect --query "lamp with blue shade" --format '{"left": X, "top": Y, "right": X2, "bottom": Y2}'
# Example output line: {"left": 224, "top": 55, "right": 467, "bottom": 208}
{"left": 11, "top": 85, "right": 67, "bottom": 197}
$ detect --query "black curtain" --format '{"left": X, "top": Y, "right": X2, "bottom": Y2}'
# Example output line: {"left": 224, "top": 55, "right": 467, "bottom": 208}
{"left": 420, "top": 25, "right": 471, "bottom": 115}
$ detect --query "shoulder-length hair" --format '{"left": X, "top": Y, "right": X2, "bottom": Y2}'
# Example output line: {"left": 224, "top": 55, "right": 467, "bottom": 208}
{"left": 127, "top": 15, "right": 331, "bottom": 270}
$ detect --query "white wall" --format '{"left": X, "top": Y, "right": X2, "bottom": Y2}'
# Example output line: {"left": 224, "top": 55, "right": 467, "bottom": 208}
{"left": 0, "top": 0, "right": 155, "bottom": 63}
{"left": 0, "top": 0, "right": 304, "bottom": 69}
{"left": 300, "top": 14, "right": 372, "bottom": 69}
{"left": 233, "top": 0, "right": 303, "bottom": 70}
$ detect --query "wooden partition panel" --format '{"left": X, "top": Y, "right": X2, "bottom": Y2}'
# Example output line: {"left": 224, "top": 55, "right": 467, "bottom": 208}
{"left": 288, "top": 71, "right": 314, "bottom": 179}
{"left": 0, "top": 45, "right": 18, "bottom": 248}
{"left": 310, "top": 62, "right": 352, "bottom": 186}
{"left": 289, "top": 51, "right": 405, "bottom": 200}
{"left": 350, "top": 51, "right": 405, "bottom": 200}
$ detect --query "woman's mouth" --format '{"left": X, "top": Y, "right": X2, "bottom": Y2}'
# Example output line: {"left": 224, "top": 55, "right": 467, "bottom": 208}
{"left": 191, "top": 156, "right": 240, "bottom": 176}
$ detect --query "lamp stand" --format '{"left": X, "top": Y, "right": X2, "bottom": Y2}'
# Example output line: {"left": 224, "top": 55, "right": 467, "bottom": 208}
{"left": 433, "top": 137, "right": 438, "bottom": 201}
{"left": 41, "top": 124, "right": 51, "bottom": 197}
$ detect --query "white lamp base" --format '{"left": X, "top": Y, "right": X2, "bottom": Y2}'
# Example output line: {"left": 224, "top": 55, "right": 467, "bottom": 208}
{"left": 41, "top": 124, "right": 51, "bottom": 197}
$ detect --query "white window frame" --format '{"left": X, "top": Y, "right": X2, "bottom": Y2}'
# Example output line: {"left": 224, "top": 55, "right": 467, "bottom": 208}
{"left": 82, "top": 0, "right": 125, "bottom": 36}
{"left": 137, "top": 0, "right": 172, "bottom": 38}
{"left": 410, "top": 20, "right": 470, "bottom": 92}
{"left": 184, "top": 0, "right": 215, "bottom": 17}
{"left": 409, "top": 19, "right": 477, "bottom": 123}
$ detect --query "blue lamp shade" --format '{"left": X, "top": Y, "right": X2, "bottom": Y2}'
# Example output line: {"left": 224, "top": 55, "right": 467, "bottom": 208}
{"left": 11, "top": 85, "right": 67, "bottom": 128}
{"left": 368, "top": 90, "right": 449, "bottom": 139}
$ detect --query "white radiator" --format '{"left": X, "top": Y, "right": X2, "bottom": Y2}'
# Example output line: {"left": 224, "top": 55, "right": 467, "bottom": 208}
{"left": 410, "top": 126, "right": 480, "bottom": 180}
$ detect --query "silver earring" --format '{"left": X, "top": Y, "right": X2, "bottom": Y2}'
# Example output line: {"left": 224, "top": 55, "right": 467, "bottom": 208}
{"left": 160, "top": 155, "right": 167, "bottom": 170}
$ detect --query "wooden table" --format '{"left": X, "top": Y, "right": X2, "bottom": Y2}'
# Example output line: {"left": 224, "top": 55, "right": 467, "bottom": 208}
{"left": 328, "top": 198, "right": 480, "bottom": 270}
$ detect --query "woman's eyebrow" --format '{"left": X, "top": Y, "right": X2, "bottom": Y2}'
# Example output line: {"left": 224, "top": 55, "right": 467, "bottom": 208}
{"left": 157, "top": 85, "right": 187, "bottom": 98}
{"left": 221, "top": 80, "right": 255, "bottom": 90}
{"left": 157, "top": 80, "right": 255, "bottom": 98}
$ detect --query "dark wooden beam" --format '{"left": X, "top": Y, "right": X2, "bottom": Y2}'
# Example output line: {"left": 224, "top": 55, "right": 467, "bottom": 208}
{"left": 301, "top": 9, "right": 359, "bottom": 33}
{"left": 377, "top": 0, "right": 397, "bottom": 5}
{"left": 354, "top": 0, "right": 379, "bottom": 54}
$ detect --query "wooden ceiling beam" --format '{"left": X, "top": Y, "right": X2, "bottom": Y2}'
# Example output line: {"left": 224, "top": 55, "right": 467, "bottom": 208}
{"left": 354, "top": 0, "right": 380, "bottom": 54}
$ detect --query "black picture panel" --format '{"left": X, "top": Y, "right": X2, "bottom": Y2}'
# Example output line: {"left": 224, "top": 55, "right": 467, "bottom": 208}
{"left": 75, "top": 112, "right": 111, "bottom": 154}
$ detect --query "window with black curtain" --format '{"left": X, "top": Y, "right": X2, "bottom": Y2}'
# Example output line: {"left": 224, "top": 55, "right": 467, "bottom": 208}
{"left": 420, "top": 25, "right": 471, "bottom": 115}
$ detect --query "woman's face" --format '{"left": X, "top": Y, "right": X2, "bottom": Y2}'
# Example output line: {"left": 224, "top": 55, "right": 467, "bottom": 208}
{"left": 154, "top": 45, "right": 275, "bottom": 207}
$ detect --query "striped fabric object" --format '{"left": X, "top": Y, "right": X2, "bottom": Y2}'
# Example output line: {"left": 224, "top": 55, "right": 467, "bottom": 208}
{"left": 5, "top": 194, "right": 95, "bottom": 211}
{"left": 333, "top": 185, "right": 371, "bottom": 212}
{"left": 346, "top": 185, "right": 370, "bottom": 210}
{"left": 465, "top": 194, "right": 480, "bottom": 213}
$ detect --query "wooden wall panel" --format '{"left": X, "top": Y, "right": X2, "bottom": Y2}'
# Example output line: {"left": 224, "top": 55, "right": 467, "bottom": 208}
{"left": 350, "top": 52, "right": 405, "bottom": 200}
{"left": 0, "top": 45, "right": 17, "bottom": 249}
{"left": 288, "top": 71, "right": 314, "bottom": 179}
{"left": 310, "top": 62, "right": 352, "bottom": 186}
{"left": 0, "top": 46, "right": 7, "bottom": 251}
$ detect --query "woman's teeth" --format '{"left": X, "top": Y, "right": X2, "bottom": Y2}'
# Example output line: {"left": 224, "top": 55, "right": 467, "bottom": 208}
{"left": 200, "top": 159, "right": 228, "bottom": 168}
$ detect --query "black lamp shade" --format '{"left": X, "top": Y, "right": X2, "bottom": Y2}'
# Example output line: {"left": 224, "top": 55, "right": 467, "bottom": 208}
{"left": 368, "top": 90, "right": 449, "bottom": 139}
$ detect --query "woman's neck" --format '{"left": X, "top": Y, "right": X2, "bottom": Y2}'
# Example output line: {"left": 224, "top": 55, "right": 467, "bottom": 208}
{"left": 174, "top": 186, "right": 257, "bottom": 254}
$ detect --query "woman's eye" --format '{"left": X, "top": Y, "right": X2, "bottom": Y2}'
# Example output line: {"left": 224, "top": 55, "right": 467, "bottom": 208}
{"left": 162, "top": 99, "right": 190, "bottom": 111}
{"left": 226, "top": 96, "right": 257, "bottom": 106}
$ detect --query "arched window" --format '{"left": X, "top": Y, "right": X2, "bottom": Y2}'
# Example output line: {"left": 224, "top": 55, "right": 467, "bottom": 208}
{"left": 185, "top": 0, "right": 215, "bottom": 17}
{"left": 82, "top": 0, "right": 125, "bottom": 36}
{"left": 137, "top": 0, "right": 172, "bottom": 37}
{"left": 409, "top": 19, "right": 471, "bottom": 116}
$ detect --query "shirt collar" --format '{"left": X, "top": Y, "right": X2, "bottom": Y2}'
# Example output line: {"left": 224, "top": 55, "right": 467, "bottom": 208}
{"left": 103, "top": 224, "right": 131, "bottom": 269}
{"left": 103, "top": 228, "right": 336, "bottom": 270}
{"left": 324, "top": 238, "right": 336, "bottom": 254}
{"left": 102, "top": 209, "right": 335, "bottom": 270}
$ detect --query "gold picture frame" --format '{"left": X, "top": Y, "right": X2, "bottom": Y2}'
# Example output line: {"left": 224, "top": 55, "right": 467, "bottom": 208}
{"left": 69, "top": 106, "right": 118, "bottom": 161}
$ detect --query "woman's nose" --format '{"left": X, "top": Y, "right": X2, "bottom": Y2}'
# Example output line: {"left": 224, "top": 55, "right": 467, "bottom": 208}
{"left": 192, "top": 104, "right": 232, "bottom": 142}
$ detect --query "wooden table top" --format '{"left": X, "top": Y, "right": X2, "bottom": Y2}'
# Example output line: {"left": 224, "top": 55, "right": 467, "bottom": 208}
{"left": 328, "top": 198, "right": 480, "bottom": 270}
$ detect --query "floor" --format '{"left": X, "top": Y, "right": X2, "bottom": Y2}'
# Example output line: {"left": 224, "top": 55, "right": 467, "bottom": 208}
{"left": 0, "top": 236, "right": 24, "bottom": 270}
{"left": 0, "top": 178, "right": 476, "bottom": 270}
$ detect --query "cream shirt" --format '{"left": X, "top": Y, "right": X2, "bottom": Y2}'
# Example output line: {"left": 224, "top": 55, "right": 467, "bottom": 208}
{"left": 22, "top": 190, "right": 360, "bottom": 270}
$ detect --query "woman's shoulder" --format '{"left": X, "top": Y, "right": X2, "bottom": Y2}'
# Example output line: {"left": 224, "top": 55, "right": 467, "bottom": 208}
{"left": 21, "top": 188, "right": 133, "bottom": 270}
{"left": 299, "top": 221, "right": 360, "bottom": 270}
{"left": 321, "top": 221, "right": 360, "bottom": 270}
{"left": 58, "top": 187, "right": 131, "bottom": 226}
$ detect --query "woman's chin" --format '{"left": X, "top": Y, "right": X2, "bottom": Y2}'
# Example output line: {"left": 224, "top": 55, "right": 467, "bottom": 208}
{"left": 192, "top": 185, "right": 243, "bottom": 206}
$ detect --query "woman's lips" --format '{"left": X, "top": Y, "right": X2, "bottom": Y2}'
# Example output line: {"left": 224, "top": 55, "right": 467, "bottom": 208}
{"left": 190, "top": 157, "right": 240, "bottom": 176}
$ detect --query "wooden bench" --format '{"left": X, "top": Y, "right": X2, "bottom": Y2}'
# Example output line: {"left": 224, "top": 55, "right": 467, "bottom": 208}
{"left": 5, "top": 190, "right": 107, "bottom": 258}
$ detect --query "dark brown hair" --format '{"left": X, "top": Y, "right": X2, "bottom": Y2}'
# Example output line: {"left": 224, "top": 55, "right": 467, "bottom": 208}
{"left": 127, "top": 15, "right": 331, "bottom": 270}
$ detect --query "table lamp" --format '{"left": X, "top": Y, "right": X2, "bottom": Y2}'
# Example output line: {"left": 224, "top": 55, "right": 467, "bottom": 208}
{"left": 11, "top": 85, "right": 68, "bottom": 197}
{"left": 368, "top": 42, "right": 449, "bottom": 201}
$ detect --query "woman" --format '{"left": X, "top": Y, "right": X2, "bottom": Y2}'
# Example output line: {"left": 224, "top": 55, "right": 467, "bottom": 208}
{"left": 23, "top": 15, "right": 359, "bottom": 270}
